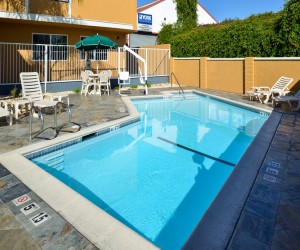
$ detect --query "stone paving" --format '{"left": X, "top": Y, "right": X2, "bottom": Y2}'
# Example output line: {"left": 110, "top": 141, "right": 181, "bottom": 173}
{"left": 0, "top": 87, "right": 300, "bottom": 249}
{"left": 0, "top": 91, "right": 130, "bottom": 154}
{"left": 227, "top": 113, "right": 300, "bottom": 250}
{"left": 0, "top": 164, "right": 97, "bottom": 250}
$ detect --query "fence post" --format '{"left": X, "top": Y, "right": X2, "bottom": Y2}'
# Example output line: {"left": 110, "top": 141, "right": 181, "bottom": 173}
{"left": 145, "top": 48, "right": 148, "bottom": 79}
{"left": 200, "top": 57, "right": 209, "bottom": 89}
{"left": 0, "top": 44, "right": 2, "bottom": 84}
{"left": 169, "top": 57, "right": 175, "bottom": 87}
{"left": 44, "top": 45, "right": 48, "bottom": 93}
{"left": 118, "top": 47, "right": 120, "bottom": 73}
{"left": 244, "top": 57, "right": 254, "bottom": 94}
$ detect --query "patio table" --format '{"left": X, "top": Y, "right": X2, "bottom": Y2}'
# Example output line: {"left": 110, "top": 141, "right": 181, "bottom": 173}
{"left": 0, "top": 98, "right": 30, "bottom": 120}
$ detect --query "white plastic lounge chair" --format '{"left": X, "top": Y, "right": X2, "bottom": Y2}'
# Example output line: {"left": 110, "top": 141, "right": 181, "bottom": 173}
{"left": 118, "top": 71, "right": 130, "bottom": 95}
{"left": 20, "top": 72, "right": 77, "bottom": 140}
{"left": 20, "top": 72, "right": 73, "bottom": 140}
{"left": 247, "top": 76, "right": 293, "bottom": 104}
{"left": 20, "top": 72, "right": 59, "bottom": 122}
{"left": 273, "top": 90, "right": 300, "bottom": 111}
{"left": 0, "top": 106, "right": 12, "bottom": 125}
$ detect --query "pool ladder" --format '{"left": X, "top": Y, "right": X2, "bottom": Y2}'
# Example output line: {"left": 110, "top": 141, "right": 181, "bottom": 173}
{"left": 171, "top": 72, "right": 185, "bottom": 96}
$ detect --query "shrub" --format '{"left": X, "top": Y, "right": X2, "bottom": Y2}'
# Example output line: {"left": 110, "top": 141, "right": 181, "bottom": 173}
{"left": 73, "top": 88, "right": 81, "bottom": 94}
{"left": 160, "top": 12, "right": 280, "bottom": 57}
{"left": 10, "top": 87, "right": 21, "bottom": 98}
{"left": 161, "top": 0, "right": 300, "bottom": 58}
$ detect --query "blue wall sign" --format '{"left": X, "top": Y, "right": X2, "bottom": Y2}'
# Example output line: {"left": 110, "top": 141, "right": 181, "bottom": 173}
{"left": 138, "top": 13, "right": 152, "bottom": 32}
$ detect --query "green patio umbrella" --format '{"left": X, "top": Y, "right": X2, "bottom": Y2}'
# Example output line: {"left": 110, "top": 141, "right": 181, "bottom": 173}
{"left": 75, "top": 34, "right": 118, "bottom": 51}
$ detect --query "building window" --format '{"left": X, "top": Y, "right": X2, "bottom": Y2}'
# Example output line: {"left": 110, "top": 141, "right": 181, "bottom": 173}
{"left": 80, "top": 36, "right": 108, "bottom": 61}
{"left": 32, "top": 34, "right": 68, "bottom": 61}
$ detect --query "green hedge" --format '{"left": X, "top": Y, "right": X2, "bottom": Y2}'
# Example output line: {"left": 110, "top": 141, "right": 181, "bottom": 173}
{"left": 275, "top": 0, "right": 300, "bottom": 56}
{"left": 159, "top": 0, "right": 300, "bottom": 57}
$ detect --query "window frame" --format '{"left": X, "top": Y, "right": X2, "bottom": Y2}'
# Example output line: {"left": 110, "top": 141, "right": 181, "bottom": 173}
{"left": 32, "top": 33, "right": 68, "bottom": 61}
{"left": 52, "top": 0, "right": 69, "bottom": 3}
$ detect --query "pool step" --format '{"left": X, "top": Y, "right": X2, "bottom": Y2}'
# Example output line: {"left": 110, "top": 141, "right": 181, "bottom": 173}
{"left": 48, "top": 158, "right": 64, "bottom": 167}
{"left": 44, "top": 152, "right": 64, "bottom": 161}
{"left": 44, "top": 152, "right": 64, "bottom": 171}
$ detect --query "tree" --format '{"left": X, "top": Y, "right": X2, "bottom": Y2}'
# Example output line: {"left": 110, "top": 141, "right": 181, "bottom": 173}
{"left": 275, "top": 0, "right": 300, "bottom": 56}
{"left": 174, "top": 0, "right": 198, "bottom": 30}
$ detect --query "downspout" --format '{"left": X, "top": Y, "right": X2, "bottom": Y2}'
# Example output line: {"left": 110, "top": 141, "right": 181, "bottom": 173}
{"left": 25, "top": 0, "right": 29, "bottom": 14}
{"left": 69, "top": 0, "right": 72, "bottom": 18}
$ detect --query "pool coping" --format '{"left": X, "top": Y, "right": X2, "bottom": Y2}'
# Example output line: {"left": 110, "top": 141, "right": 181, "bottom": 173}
{"left": 183, "top": 102, "right": 280, "bottom": 249}
{"left": 0, "top": 97, "right": 159, "bottom": 250}
{"left": 0, "top": 90, "right": 274, "bottom": 250}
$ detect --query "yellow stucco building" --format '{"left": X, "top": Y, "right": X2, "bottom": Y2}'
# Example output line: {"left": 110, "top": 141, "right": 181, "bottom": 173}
{"left": 0, "top": 0, "right": 137, "bottom": 46}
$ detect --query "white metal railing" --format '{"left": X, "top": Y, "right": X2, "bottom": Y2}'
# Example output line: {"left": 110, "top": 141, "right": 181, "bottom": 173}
{"left": 0, "top": 42, "right": 170, "bottom": 85}
{"left": 117, "top": 46, "right": 170, "bottom": 78}
{"left": 121, "top": 45, "right": 148, "bottom": 94}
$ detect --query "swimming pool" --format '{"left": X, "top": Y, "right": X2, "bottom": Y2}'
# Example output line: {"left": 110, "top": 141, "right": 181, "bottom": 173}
{"left": 30, "top": 93, "right": 268, "bottom": 250}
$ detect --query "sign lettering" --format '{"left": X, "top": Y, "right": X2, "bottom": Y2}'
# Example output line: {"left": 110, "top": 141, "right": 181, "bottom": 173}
{"left": 30, "top": 211, "right": 51, "bottom": 226}
{"left": 138, "top": 13, "right": 152, "bottom": 32}
{"left": 20, "top": 202, "right": 40, "bottom": 215}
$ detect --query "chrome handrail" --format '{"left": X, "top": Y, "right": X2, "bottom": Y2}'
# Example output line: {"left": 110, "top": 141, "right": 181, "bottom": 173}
{"left": 171, "top": 72, "right": 185, "bottom": 96}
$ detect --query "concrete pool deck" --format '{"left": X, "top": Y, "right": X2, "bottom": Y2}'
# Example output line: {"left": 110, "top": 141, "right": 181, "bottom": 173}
{"left": 0, "top": 87, "right": 299, "bottom": 249}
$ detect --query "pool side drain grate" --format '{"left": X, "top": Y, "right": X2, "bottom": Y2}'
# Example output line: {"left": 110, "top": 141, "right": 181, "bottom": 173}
{"left": 110, "top": 125, "right": 120, "bottom": 131}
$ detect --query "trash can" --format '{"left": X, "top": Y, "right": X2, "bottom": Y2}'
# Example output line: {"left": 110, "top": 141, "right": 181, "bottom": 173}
{"left": 85, "top": 59, "right": 91, "bottom": 70}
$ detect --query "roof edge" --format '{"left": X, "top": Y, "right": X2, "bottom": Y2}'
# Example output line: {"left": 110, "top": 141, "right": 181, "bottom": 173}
{"left": 197, "top": 2, "right": 219, "bottom": 24}
{"left": 138, "top": 0, "right": 218, "bottom": 24}
{"left": 138, "top": 0, "right": 165, "bottom": 13}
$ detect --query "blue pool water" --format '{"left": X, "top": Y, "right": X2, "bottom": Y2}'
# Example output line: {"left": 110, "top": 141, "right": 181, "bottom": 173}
{"left": 32, "top": 93, "right": 268, "bottom": 250}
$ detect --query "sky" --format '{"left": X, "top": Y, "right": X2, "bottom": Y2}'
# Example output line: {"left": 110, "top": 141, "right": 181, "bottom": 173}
{"left": 137, "top": 0, "right": 285, "bottom": 23}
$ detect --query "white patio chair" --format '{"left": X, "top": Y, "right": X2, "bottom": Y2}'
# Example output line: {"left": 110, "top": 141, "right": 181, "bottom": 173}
{"left": 118, "top": 71, "right": 130, "bottom": 95}
{"left": 98, "top": 71, "right": 110, "bottom": 95}
{"left": 246, "top": 76, "right": 293, "bottom": 104}
{"left": 273, "top": 90, "right": 300, "bottom": 111}
{"left": 0, "top": 106, "right": 12, "bottom": 125}
{"left": 104, "top": 70, "right": 112, "bottom": 93}
{"left": 81, "top": 71, "right": 94, "bottom": 96}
